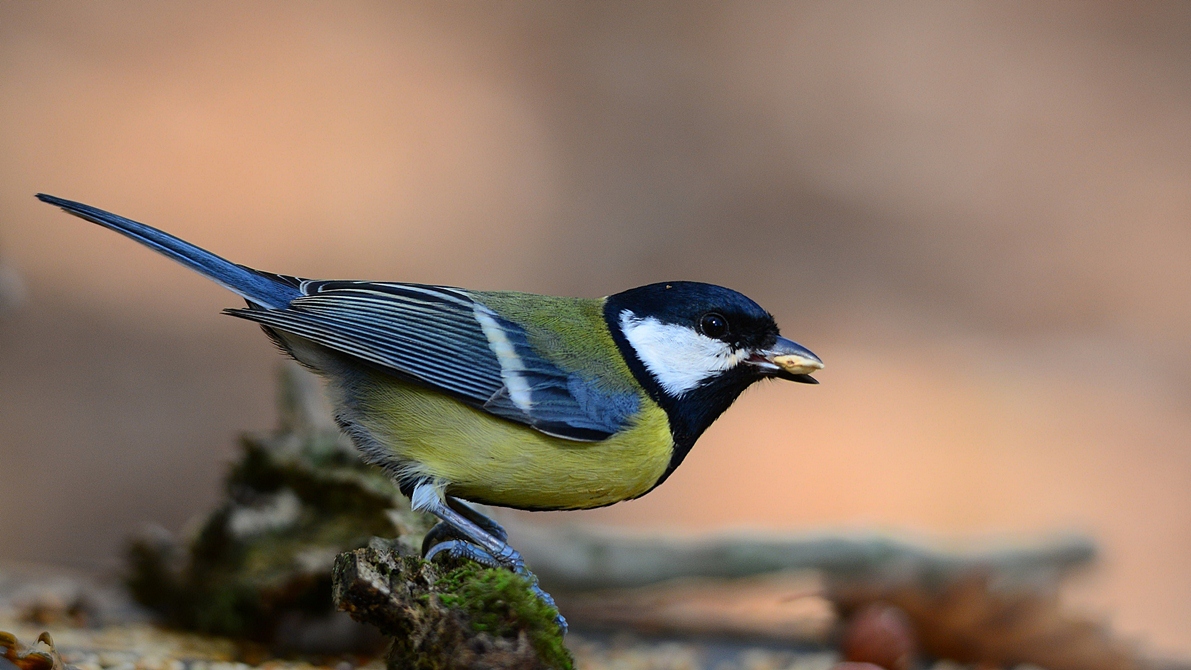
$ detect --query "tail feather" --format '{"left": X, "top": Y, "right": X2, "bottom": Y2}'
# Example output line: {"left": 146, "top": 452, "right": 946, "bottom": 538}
{"left": 36, "top": 194, "right": 301, "bottom": 309}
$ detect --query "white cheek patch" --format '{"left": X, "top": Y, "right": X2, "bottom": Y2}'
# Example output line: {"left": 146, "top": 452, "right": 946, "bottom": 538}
{"left": 619, "top": 311, "right": 747, "bottom": 397}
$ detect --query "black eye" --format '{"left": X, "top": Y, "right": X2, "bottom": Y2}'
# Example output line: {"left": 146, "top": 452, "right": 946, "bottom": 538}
{"left": 699, "top": 312, "right": 729, "bottom": 339}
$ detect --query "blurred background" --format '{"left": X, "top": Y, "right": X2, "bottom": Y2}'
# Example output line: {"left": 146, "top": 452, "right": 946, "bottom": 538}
{"left": 1, "top": 0, "right": 1189, "bottom": 658}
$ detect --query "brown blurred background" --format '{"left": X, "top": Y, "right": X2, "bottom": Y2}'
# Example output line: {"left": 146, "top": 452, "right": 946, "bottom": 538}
{"left": 2, "top": 0, "right": 1190, "bottom": 657}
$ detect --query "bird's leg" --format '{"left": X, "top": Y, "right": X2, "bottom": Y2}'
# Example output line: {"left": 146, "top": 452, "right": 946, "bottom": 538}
{"left": 410, "top": 481, "right": 566, "bottom": 633}
{"left": 411, "top": 481, "right": 517, "bottom": 564}
{"left": 446, "top": 496, "right": 509, "bottom": 542}
{"left": 421, "top": 498, "right": 507, "bottom": 558}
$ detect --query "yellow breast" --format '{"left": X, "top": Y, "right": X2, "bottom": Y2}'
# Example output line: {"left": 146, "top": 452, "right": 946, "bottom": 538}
{"left": 354, "top": 372, "right": 674, "bottom": 510}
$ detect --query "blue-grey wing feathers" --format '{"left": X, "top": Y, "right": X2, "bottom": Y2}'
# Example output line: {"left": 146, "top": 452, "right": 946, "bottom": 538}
{"left": 226, "top": 281, "right": 637, "bottom": 441}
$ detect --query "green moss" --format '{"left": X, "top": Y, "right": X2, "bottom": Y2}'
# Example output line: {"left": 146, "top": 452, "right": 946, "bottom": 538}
{"left": 433, "top": 564, "right": 572, "bottom": 670}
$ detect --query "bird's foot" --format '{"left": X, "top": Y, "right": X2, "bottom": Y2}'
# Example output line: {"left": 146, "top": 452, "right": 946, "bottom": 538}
{"left": 422, "top": 528, "right": 567, "bottom": 634}
{"left": 421, "top": 519, "right": 517, "bottom": 566}
{"left": 411, "top": 483, "right": 567, "bottom": 633}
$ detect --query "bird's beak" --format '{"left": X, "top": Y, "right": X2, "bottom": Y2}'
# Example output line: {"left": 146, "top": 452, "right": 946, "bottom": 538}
{"left": 747, "top": 336, "right": 823, "bottom": 384}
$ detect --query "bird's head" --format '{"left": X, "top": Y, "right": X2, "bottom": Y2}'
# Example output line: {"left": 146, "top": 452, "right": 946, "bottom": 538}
{"left": 604, "top": 281, "right": 822, "bottom": 456}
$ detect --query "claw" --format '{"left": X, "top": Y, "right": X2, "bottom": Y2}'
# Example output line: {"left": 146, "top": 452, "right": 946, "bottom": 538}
{"left": 423, "top": 538, "right": 459, "bottom": 563}
{"left": 421, "top": 521, "right": 463, "bottom": 557}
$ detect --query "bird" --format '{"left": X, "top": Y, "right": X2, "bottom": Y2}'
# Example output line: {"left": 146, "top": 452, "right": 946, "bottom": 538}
{"left": 37, "top": 194, "right": 823, "bottom": 631}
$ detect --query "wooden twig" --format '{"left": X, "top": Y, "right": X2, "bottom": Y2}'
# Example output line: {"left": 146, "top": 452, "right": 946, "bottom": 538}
{"left": 506, "top": 524, "right": 1096, "bottom": 591}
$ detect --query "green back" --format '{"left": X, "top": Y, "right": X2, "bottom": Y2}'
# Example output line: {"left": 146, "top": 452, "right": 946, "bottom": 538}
{"left": 471, "top": 292, "right": 639, "bottom": 395}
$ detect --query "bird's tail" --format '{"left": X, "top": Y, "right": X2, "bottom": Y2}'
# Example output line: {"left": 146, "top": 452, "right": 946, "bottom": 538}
{"left": 36, "top": 194, "right": 301, "bottom": 309}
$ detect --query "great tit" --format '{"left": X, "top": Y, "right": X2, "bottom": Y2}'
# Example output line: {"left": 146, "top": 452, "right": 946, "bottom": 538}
{"left": 37, "top": 194, "right": 822, "bottom": 630}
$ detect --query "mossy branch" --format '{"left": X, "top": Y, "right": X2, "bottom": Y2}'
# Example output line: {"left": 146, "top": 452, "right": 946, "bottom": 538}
{"left": 332, "top": 541, "right": 571, "bottom": 670}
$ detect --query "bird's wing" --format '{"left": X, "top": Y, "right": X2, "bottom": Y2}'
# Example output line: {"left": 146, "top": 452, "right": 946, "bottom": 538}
{"left": 224, "top": 281, "right": 639, "bottom": 441}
